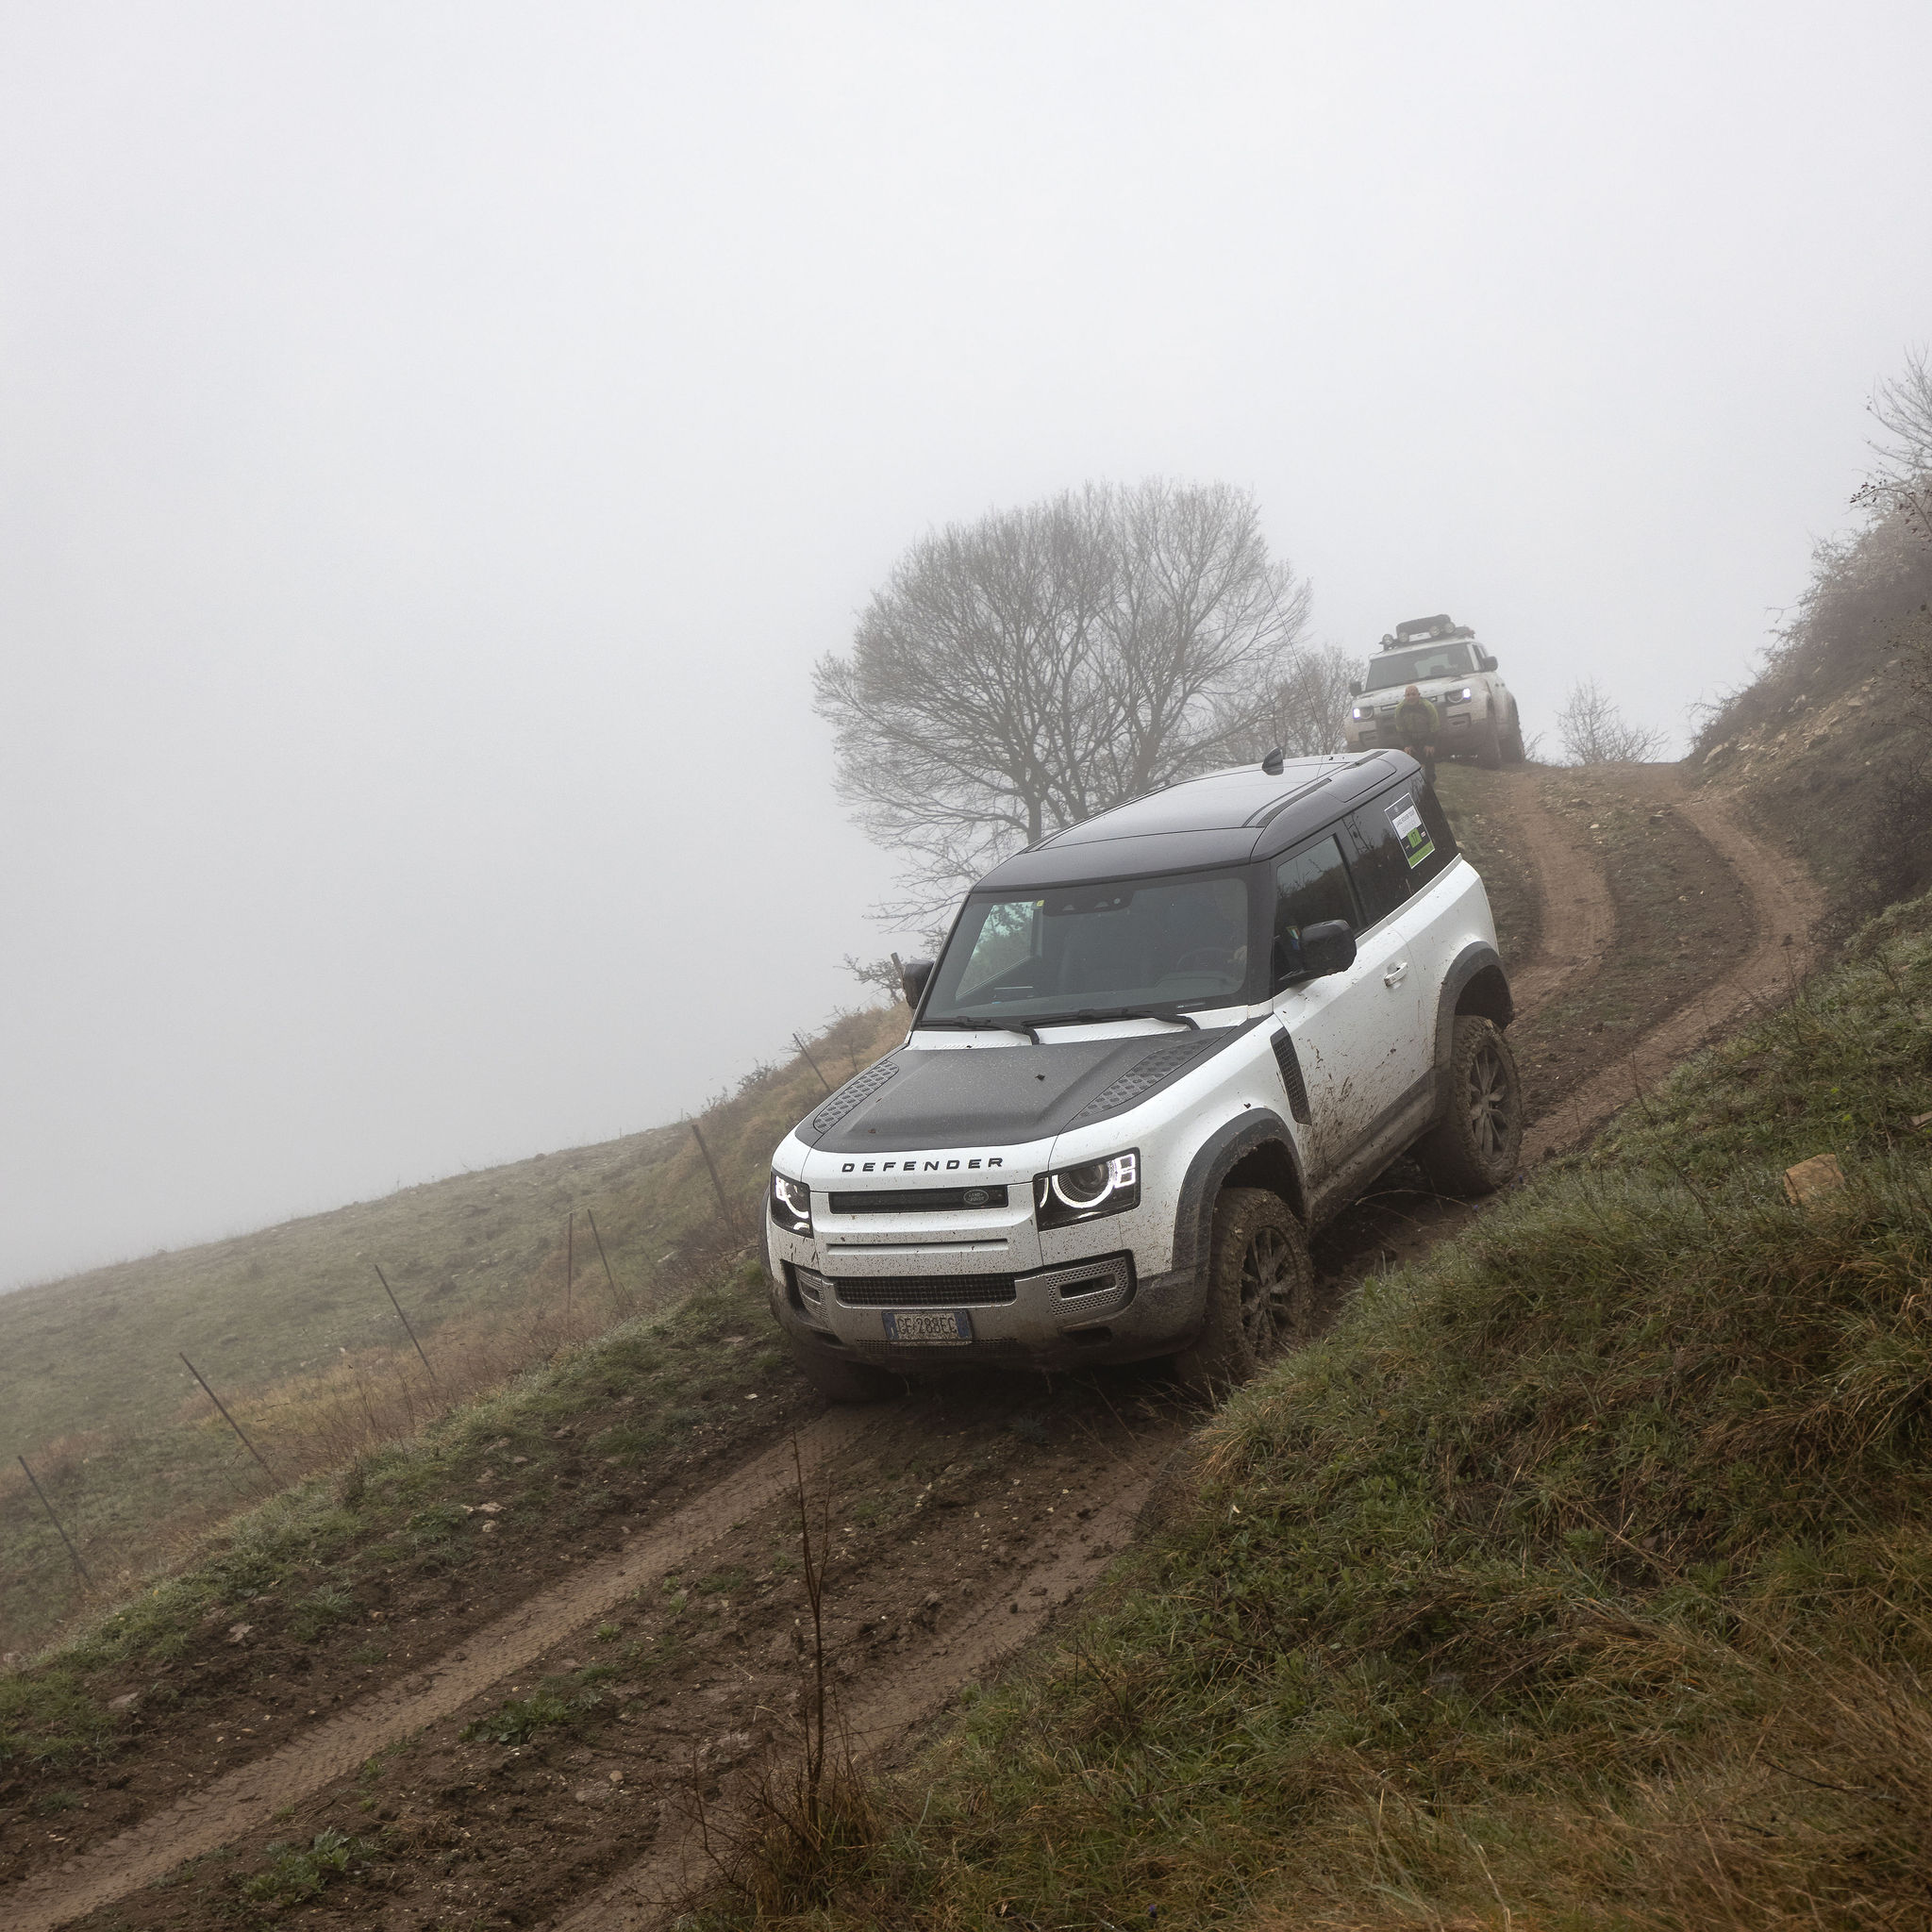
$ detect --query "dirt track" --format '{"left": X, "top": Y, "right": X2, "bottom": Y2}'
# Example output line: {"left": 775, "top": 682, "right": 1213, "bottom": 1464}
{"left": 8, "top": 762, "right": 1822, "bottom": 1932}
{"left": 1522, "top": 771, "right": 1821, "bottom": 1159}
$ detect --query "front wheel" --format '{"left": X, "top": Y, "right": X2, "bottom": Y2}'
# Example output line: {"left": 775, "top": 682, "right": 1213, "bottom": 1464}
{"left": 1173, "top": 1188, "right": 1316, "bottom": 1398}
{"left": 1416, "top": 1016, "right": 1524, "bottom": 1195}
{"left": 1476, "top": 712, "right": 1504, "bottom": 769}
{"left": 783, "top": 1329, "right": 901, "bottom": 1403}
{"left": 1503, "top": 707, "right": 1526, "bottom": 763}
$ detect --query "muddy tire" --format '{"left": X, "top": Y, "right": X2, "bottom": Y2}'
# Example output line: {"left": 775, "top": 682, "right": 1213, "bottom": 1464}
{"left": 1173, "top": 1188, "right": 1316, "bottom": 1397}
{"left": 1416, "top": 1015, "right": 1524, "bottom": 1195}
{"left": 784, "top": 1330, "right": 900, "bottom": 1403}
{"left": 1503, "top": 707, "right": 1526, "bottom": 763}
{"left": 1476, "top": 711, "right": 1505, "bottom": 769}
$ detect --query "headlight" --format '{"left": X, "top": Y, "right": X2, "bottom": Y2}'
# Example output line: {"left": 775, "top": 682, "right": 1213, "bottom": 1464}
{"left": 1034, "top": 1150, "right": 1140, "bottom": 1228}
{"left": 770, "top": 1171, "right": 813, "bottom": 1235}
{"left": 1351, "top": 705, "right": 1369, "bottom": 720}
{"left": 1450, "top": 686, "right": 1474, "bottom": 703}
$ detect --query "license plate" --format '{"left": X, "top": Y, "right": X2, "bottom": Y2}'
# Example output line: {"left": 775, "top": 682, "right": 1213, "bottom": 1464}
{"left": 880, "top": 1307, "right": 973, "bottom": 1345}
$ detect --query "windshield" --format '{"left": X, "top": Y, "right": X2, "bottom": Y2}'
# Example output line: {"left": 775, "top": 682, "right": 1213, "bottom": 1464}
{"left": 1364, "top": 641, "right": 1474, "bottom": 690}
{"left": 923, "top": 873, "right": 1253, "bottom": 1024}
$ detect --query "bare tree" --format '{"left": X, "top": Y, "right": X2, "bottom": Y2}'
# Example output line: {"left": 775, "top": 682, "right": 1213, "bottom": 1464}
{"left": 1557, "top": 678, "right": 1667, "bottom": 764}
{"left": 1225, "top": 644, "right": 1361, "bottom": 761}
{"left": 1859, "top": 345, "right": 1932, "bottom": 540}
{"left": 815, "top": 480, "right": 1310, "bottom": 929}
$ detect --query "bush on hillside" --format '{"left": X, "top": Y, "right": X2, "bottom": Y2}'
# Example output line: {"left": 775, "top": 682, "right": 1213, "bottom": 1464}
{"left": 1695, "top": 502, "right": 1932, "bottom": 925}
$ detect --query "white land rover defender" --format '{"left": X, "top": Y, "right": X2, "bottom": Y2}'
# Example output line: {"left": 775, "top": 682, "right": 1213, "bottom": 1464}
{"left": 1343, "top": 614, "right": 1524, "bottom": 768}
{"left": 765, "top": 750, "right": 1522, "bottom": 1398}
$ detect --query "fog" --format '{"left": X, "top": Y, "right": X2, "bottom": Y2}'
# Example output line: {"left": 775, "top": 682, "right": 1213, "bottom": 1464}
{"left": 4, "top": 2, "right": 1928, "bottom": 1289}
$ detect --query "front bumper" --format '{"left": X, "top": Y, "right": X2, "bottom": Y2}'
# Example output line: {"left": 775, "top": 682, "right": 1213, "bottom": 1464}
{"left": 769, "top": 1250, "right": 1204, "bottom": 1374}
{"left": 1346, "top": 710, "right": 1479, "bottom": 752}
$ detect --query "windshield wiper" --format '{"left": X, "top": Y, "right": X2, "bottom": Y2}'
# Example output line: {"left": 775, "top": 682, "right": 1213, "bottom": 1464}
{"left": 917, "top": 1016, "right": 1041, "bottom": 1043}
{"left": 1033, "top": 1005, "right": 1203, "bottom": 1030}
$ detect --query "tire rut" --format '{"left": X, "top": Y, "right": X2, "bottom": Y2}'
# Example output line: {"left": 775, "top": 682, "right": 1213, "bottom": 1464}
{"left": 1489, "top": 766, "right": 1617, "bottom": 1016}
{"left": 550, "top": 1443, "right": 1166, "bottom": 1931}
{"left": 1524, "top": 778, "right": 1821, "bottom": 1160}
{"left": 3, "top": 1411, "right": 879, "bottom": 1932}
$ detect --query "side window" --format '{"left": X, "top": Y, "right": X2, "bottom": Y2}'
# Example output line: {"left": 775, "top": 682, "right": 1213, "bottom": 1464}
{"left": 1344, "top": 796, "right": 1415, "bottom": 926}
{"left": 1388, "top": 781, "right": 1459, "bottom": 889}
{"left": 1272, "top": 835, "right": 1361, "bottom": 989}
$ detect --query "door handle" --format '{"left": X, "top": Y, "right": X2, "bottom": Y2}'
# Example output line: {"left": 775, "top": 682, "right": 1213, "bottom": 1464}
{"left": 1383, "top": 959, "right": 1409, "bottom": 987}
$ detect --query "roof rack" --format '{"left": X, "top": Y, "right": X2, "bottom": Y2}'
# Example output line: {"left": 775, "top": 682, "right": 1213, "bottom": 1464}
{"left": 1390, "top": 614, "right": 1476, "bottom": 644}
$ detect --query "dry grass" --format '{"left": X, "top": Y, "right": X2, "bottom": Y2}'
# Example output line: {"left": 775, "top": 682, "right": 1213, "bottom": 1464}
{"left": 0, "top": 1002, "right": 906, "bottom": 1655}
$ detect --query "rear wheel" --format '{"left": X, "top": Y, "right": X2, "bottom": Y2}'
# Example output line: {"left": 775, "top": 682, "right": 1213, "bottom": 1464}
{"left": 784, "top": 1329, "right": 900, "bottom": 1403}
{"left": 1174, "top": 1188, "right": 1316, "bottom": 1397}
{"left": 1416, "top": 1015, "right": 1524, "bottom": 1195}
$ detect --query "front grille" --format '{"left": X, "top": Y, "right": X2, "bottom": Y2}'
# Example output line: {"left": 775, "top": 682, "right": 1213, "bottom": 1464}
{"left": 827, "top": 1185, "right": 1009, "bottom": 1214}
{"left": 834, "top": 1274, "right": 1018, "bottom": 1307}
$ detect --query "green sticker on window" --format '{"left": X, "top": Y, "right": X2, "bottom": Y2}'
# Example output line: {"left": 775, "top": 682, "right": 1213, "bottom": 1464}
{"left": 1389, "top": 794, "right": 1434, "bottom": 869}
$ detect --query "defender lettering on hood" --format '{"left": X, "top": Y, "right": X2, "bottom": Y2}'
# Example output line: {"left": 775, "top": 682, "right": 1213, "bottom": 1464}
{"left": 839, "top": 1156, "right": 1005, "bottom": 1172}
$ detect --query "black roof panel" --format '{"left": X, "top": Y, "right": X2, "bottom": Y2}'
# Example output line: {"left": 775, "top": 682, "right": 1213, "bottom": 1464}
{"left": 1032, "top": 758, "right": 1345, "bottom": 844}
{"left": 972, "top": 753, "right": 1417, "bottom": 892}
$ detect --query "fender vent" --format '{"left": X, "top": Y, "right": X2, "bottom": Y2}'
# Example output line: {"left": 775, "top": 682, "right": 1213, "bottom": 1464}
{"left": 1272, "top": 1027, "right": 1311, "bottom": 1124}
{"left": 1065, "top": 1036, "right": 1218, "bottom": 1128}
{"left": 810, "top": 1055, "right": 902, "bottom": 1131}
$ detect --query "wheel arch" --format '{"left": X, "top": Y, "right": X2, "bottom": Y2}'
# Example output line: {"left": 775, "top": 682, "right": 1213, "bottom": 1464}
{"left": 1435, "top": 943, "right": 1513, "bottom": 1076}
{"left": 1170, "top": 1109, "right": 1306, "bottom": 1281}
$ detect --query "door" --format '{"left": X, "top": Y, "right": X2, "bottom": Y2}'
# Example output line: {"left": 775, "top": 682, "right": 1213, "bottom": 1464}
{"left": 1341, "top": 794, "right": 1436, "bottom": 1124}
{"left": 1269, "top": 831, "right": 1418, "bottom": 1180}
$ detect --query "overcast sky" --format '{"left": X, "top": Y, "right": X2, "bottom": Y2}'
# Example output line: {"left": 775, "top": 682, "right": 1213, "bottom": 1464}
{"left": 4, "top": 2, "right": 1928, "bottom": 1289}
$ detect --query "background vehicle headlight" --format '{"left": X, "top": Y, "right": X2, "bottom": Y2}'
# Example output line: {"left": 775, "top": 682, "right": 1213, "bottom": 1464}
{"left": 1035, "top": 1150, "right": 1140, "bottom": 1228}
{"left": 1451, "top": 685, "right": 1474, "bottom": 702}
{"left": 1351, "top": 705, "right": 1369, "bottom": 720}
{"left": 770, "top": 1171, "right": 813, "bottom": 1235}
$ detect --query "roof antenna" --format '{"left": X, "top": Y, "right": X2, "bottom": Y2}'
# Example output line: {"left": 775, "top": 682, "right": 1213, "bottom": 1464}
{"left": 1260, "top": 746, "right": 1285, "bottom": 774}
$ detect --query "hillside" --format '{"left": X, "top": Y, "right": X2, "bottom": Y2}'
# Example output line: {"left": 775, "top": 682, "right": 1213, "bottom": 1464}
{"left": 0, "top": 1004, "right": 905, "bottom": 1656}
{"left": 0, "top": 755, "right": 1834, "bottom": 1932}
{"left": 1694, "top": 500, "right": 1932, "bottom": 934}
{"left": 720, "top": 889, "right": 1932, "bottom": 1930}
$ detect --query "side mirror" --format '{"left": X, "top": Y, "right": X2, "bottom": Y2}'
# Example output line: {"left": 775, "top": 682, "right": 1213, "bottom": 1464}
{"left": 899, "top": 958, "right": 935, "bottom": 1008}
{"left": 1479, "top": 650, "right": 1498, "bottom": 672}
{"left": 1299, "top": 921, "right": 1357, "bottom": 980}
{"left": 1347, "top": 680, "right": 1362, "bottom": 698}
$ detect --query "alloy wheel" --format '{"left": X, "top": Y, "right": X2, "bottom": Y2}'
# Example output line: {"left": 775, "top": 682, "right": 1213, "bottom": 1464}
{"left": 1466, "top": 1041, "right": 1515, "bottom": 1159}
{"left": 1239, "top": 1225, "right": 1306, "bottom": 1355}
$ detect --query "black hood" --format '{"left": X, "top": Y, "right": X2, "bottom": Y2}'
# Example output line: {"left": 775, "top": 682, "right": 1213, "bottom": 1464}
{"left": 795, "top": 1027, "right": 1244, "bottom": 1155}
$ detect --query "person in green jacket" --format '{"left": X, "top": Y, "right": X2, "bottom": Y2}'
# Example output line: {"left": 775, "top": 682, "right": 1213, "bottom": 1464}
{"left": 1393, "top": 684, "right": 1441, "bottom": 781}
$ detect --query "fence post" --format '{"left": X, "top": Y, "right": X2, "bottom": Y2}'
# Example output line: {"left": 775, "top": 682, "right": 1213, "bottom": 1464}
{"left": 689, "top": 1119, "right": 743, "bottom": 1236}
{"left": 375, "top": 1263, "right": 438, "bottom": 1384}
{"left": 179, "top": 1353, "right": 275, "bottom": 1480}
{"left": 17, "top": 1455, "right": 92, "bottom": 1586}
{"left": 585, "top": 1210, "right": 633, "bottom": 1317}
{"left": 791, "top": 1032, "right": 835, "bottom": 1095}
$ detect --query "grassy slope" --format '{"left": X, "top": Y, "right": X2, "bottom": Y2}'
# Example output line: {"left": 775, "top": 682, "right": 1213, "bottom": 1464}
{"left": 728, "top": 893, "right": 1932, "bottom": 1930}
{"left": 0, "top": 1005, "right": 904, "bottom": 1656}
{"left": 0, "top": 1260, "right": 800, "bottom": 1790}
